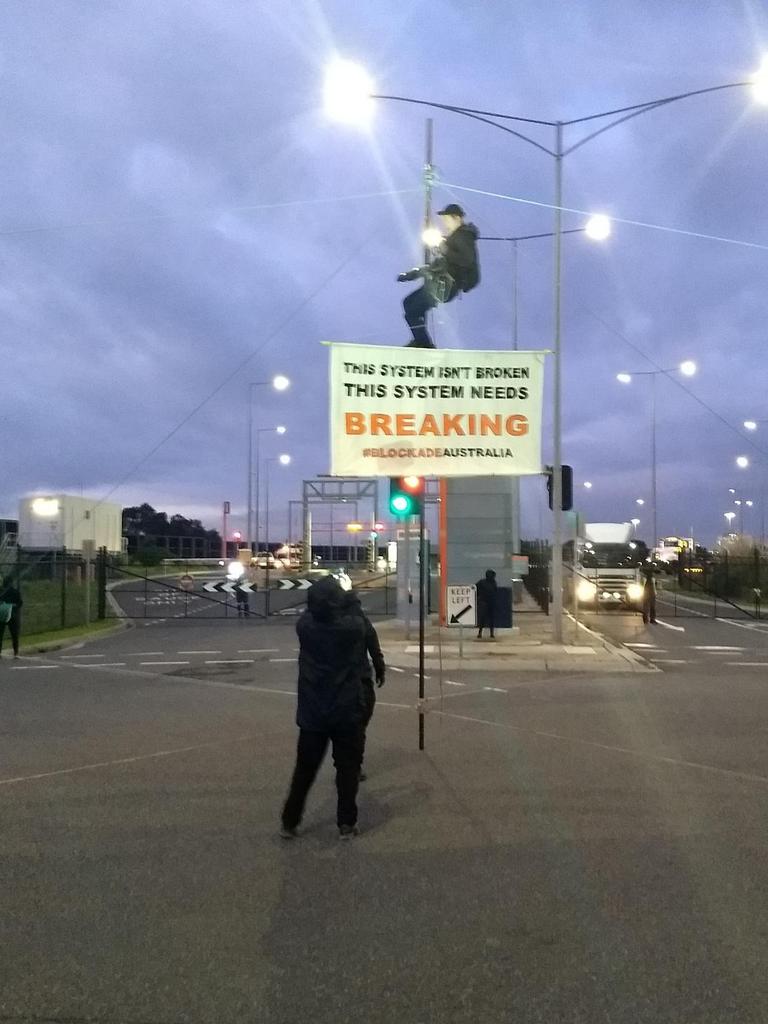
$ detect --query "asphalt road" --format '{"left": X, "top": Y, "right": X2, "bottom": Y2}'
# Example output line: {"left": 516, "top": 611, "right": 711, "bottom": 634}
{"left": 4, "top": 613, "right": 768, "bottom": 1022}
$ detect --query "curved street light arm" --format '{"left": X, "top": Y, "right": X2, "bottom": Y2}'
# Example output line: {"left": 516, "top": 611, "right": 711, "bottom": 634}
{"left": 563, "top": 80, "right": 750, "bottom": 126}
{"left": 373, "top": 94, "right": 557, "bottom": 156}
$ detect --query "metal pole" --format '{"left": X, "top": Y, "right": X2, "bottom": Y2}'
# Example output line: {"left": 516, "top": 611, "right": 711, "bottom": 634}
{"left": 265, "top": 461, "right": 271, "bottom": 614}
{"left": 651, "top": 372, "right": 658, "bottom": 554}
{"left": 254, "top": 430, "right": 261, "bottom": 556}
{"left": 418, "top": 502, "right": 426, "bottom": 751}
{"left": 511, "top": 238, "right": 521, "bottom": 558}
{"left": 247, "top": 384, "right": 253, "bottom": 552}
{"left": 302, "top": 500, "right": 312, "bottom": 571}
{"left": 551, "top": 123, "right": 564, "bottom": 644}
{"left": 221, "top": 503, "right": 228, "bottom": 561}
{"left": 330, "top": 503, "right": 334, "bottom": 562}
{"left": 404, "top": 517, "right": 412, "bottom": 641}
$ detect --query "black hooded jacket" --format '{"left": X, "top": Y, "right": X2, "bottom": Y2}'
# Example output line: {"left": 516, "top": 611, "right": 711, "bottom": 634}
{"left": 295, "top": 578, "right": 367, "bottom": 732}
{"left": 434, "top": 223, "right": 480, "bottom": 292}
{"left": 343, "top": 591, "right": 385, "bottom": 684}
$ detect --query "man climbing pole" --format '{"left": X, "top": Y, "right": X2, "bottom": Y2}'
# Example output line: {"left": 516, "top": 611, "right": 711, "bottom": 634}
{"left": 397, "top": 203, "right": 480, "bottom": 348}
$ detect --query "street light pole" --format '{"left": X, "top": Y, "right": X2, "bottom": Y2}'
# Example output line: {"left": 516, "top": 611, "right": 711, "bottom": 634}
{"left": 651, "top": 372, "right": 658, "bottom": 551}
{"left": 551, "top": 123, "right": 564, "bottom": 640}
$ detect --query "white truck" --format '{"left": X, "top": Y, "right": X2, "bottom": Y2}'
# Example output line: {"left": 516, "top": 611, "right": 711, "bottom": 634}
{"left": 572, "top": 522, "right": 647, "bottom": 610}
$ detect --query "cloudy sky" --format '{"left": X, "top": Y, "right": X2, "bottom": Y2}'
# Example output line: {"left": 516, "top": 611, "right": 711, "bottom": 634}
{"left": 3, "top": 0, "right": 768, "bottom": 546}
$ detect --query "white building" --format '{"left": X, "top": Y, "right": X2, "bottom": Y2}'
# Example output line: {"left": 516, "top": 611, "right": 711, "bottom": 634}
{"left": 18, "top": 495, "right": 122, "bottom": 554}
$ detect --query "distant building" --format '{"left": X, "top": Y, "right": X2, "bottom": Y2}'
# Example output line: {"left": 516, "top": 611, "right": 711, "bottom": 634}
{"left": 18, "top": 495, "right": 122, "bottom": 554}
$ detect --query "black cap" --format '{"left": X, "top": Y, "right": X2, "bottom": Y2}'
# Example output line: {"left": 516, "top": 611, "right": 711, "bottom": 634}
{"left": 437, "top": 203, "right": 465, "bottom": 217}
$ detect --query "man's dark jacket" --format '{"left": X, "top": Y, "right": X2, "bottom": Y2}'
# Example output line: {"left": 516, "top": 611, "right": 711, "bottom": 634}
{"left": 295, "top": 578, "right": 367, "bottom": 732}
{"left": 434, "top": 223, "right": 480, "bottom": 292}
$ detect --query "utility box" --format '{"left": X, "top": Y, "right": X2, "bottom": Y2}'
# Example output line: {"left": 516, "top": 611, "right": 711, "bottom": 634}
{"left": 18, "top": 495, "right": 123, "bottom": 554}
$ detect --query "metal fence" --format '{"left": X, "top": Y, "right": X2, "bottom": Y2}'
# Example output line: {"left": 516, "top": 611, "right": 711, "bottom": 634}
{"left": 0, "top": 548, "right": 98, "bottom": 635}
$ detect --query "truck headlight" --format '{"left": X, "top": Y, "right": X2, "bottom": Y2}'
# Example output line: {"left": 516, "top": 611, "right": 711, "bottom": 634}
{"left": 627, "top": 583, "right": 644, "bottom": 601}
{"left": 577, "top": 580, "right": 598, "bottom": 601}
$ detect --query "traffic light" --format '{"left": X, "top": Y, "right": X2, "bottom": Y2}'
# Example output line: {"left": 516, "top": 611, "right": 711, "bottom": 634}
{"left": 389, "top": 475, "right": 425, "bottom": 517}
{"left": 546, "top": 465, "right": 573, "bottom": 511}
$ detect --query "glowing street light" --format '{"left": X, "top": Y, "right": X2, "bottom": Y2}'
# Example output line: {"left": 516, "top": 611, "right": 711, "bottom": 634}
{"left": 421, "top": 225, "right": 443, "bottom": 248}
{"left": 636, "top": 498, "right": 645, "bottom": 506}
{"left": 583, "top": 481, "right": 593, "bottom": 489}
{"left": 679, "top": 360, "right": 697, "bottom": 377}
{"left": 278, "top": 453, "right": 291, "bottom": 466}
{"left": 323, "top": 59, "right": 375, "bottom": 124}
{"left": 584, "top": 214, "right": 611, "bottom": 241}
{"left": 276, "top": 425, "right": 287, "bottom": 435}
{"left": 736, "top": 455, "right": 750, "bottom": 469}
{"left": 744, "top": 420, "right": 758, "bottom": 431}
{"left": 752, "top": 56, "right": 768, "bottom": 104}
{"left": 616, "top": 373, "right": 632, "bottom": 384}
{"left": 272, "top": 375, "right": 291, "bottom": 392}
{"left": 724, "top": 511, "right": 737, "bottom": 528}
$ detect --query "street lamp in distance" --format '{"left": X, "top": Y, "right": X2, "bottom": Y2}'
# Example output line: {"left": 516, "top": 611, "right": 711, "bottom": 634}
{"left": 736, "top": 455, "right": 750, "bottom": 469}
{"left": 583, "top": 481, "right": 593, "bottom": 489}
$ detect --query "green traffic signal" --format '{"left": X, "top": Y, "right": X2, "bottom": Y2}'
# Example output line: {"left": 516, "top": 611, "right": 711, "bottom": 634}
{"left": 389, "top": 476, "right": 424, "bottom": 517}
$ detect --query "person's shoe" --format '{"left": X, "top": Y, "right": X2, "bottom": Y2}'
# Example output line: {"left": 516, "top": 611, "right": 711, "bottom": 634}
{"left": 279, "top": 825, "right": 299, "bottom": 840}
{"left": 338, "top": 825, "right": 359, "bottom": 840}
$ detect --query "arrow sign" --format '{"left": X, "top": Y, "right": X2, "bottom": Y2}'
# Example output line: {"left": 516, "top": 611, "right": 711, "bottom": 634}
{"left": 203, "top": 580, "right": 257, "bottom": 595}
{"left": 277, "top": 578, "right": 313, "bottom": 591}
{"left": 449, "top": 604, "right": 473, "bottom": 624}
{"left": 446, "top": 584, "right": 477, "bottom": 627}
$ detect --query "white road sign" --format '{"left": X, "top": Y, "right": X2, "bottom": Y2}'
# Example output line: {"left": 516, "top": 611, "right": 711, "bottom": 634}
{"left": 447, "top": 584, "right": 476, "bottom": 627}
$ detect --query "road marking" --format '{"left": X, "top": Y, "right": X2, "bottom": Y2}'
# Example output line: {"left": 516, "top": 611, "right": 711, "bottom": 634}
{"left": 725, "top": 661, "right": 768, "bottom": 667}
{"left": 78, "top": 662, "right": 127, "bottom": 668}
{"left": 625, "top": 643, "right": 659, "bottom": 649}
{"left": 483, "top": 686, "right": 507, "bottom": 693}
{"left": 715, "top": 618, "right": 768, "bottom": 633}
{"left": 178, "top": 650, "right": 222, "bottom": 655}
{"left": 0, "top": 734, "right": 261, "bottom": 788}
{"left": 434, "top": 711, "right": 768, "bottom": 788}
{"left": 406, "top": 645, "right": 435, "bottom": 654}
{"left": 204, "top": 659, "right": 254, "bottom": 665}
{"left": 445, "top": 680, "right": 465, "bottom": 687}
{"left": 139, "top": 660, "right": 189, "bottom": 666}
{"left": 655, "top": 619, "right": 685, "bottom": 632}
{"left": 649, "top": 659, "right": 688, "bottom": 665}
{"left": 238, "top": 649, "right": 279, "bottom": 654}
{"left": 9, "top": 664, "right": 60, "bottom": 670}
{"left": 127, "top": 652, "right": 164, "bottom": 657}
{"left": 389, "top": 666, "right": 405, "bottom": 673}
{"left": 692, "top": 645, "right": 743, "bottom": 652}
{"left": 269, "top": 658, "right": 295, "bottom": 663}
{"left": 60, "top": 654, "right": 103, "bottom": 659}
{"left": 413, "top": 673, "right": 432, "bottom": 680}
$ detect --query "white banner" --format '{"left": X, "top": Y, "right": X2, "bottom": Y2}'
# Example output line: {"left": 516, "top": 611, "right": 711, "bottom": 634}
{"left": 328, "top": 343, "right": 546, "bottom": 477}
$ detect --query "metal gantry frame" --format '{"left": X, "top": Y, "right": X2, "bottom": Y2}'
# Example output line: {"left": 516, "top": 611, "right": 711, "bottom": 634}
{"left": 300, "top": 478, "right": 380, "bottom": 568}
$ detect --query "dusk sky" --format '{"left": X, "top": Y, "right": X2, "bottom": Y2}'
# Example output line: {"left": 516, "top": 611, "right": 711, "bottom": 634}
{"left": 3, "top": 1, "right": 768, "bottom": 547}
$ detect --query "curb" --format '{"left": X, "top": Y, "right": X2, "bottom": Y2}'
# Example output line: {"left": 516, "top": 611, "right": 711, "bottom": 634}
{"left": 20, "top": 619, "right": 131, "bottom": 656}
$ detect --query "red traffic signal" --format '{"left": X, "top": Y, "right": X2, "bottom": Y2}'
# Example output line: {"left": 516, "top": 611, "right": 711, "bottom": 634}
{"left": 389, "top": 476, "right": 425, "bottom": 516}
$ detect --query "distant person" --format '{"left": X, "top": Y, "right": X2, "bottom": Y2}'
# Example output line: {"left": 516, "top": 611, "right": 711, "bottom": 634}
{"left": 233, "top": 580, "right": 250, "bottom": 618}
{"left": 476, "top": 569, "right": 498, "bottom": 640}
{"left": 281, "top": 577, "right": 367, "bottom": 840}
{"left": 0, "top": 574, "right": 23, "bottom": 659}
{"left": 641, "top": 562, "right": 659, "bottom": 625}
{"left": 343, "top": 591, "right": 385, "bottom": 781}
{"left": 397, "top": 204, "right": 480, "bottom": 348}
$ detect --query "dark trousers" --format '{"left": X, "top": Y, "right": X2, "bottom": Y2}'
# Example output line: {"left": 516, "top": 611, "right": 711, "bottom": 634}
{"left": 361, "top": 681, "right": 376, "bottom": 766}
{"left": 642, "top": 589, "right": 657, "bottom": 624}
{"left": 403, "top": 285, "right": 437, "bottom": 347}
{"left": 282, "top": 727, "right": 363, "bottom": 829}
{"left": 403, "top": 281, "right": 459, "bottom": 347}
{"left": 477, "top": 606, "right": 495, "bottom": 638}
{"left": 0, "top": 612, "right": 20, "bottom": 655}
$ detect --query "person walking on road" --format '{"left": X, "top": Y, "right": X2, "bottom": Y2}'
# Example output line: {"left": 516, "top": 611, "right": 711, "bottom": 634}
{"left": 343, "top": 591, "right": 385, "bottom": 782}
{"left": 476, "top": 569, "right": 498, "bottom": 640}
{"left": 0, "top": 574, "right": 23, "bottom": 659}
{"left": 641, "top": 562, "right": 659, "bottom": 625}
{"left": 281, "top": 577, "right": 367, "bottom": 840}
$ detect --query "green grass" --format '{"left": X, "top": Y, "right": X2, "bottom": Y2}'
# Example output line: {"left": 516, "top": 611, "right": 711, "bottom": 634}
{"left": 14, "top": 579, "right": 102, "bottom": 634}
{"left": 19, "top": 618, "right": 121, "bottom": 651}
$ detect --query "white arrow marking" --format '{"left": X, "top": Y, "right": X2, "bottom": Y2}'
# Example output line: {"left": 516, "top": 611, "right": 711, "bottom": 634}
{"left": 655, "top": 618, "right": 685, "bottom": 632}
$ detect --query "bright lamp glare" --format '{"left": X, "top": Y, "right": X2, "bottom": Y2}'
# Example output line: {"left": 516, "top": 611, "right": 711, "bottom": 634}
{"left": 583, "top": 481, "right": 593, "bottom": 489}
{"left": 279, "top": 453, "right": 291, "bottom": 466}
{"left": 752, "top": 56, "right": 768, "bottom": 104}
{"left": 744, "top": 420, "right": 758, "bottom": 431}
{"left": 737, "top": 455, "right": 750, "bottom": 469}
{"left": 324, "top": 59, "right": 375, "bottom": 124}
{"left": 616, "top": 373, "right": 632, "bottom": 384}
{"left": 276, "top": 425, "right": 287, "bottom": 435}
{"left": 272, "top": 375, "right": 290, "bottom": 391}
{"left": 679, "top": 360, "right": 697, "bottom": 377}
{"left": 227, "top": 561, "right": 245, "bottom": 579}
{"left": 31, "top": 497, "right": 59, "bottom": 517}
{"left": 636, "top": 498, "right": 645, "bottom": 506}
{"left": 584, "top": 214, "right": 611, "bottom": 241}
{"left": 421, "top": 226, "right": 443, "bottom": 248}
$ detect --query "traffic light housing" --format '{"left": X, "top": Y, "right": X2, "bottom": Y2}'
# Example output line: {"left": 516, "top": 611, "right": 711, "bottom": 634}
{"left": 546, "top": 464, "right": 573, "bottom": 511}
{"left": 389, "top": 475, "right": 425, "bottom": 517}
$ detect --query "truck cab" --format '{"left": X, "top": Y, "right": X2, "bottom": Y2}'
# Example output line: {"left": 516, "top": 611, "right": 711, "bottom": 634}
{"left": 571, "top": 523, "right": 648, "bottom": 610}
